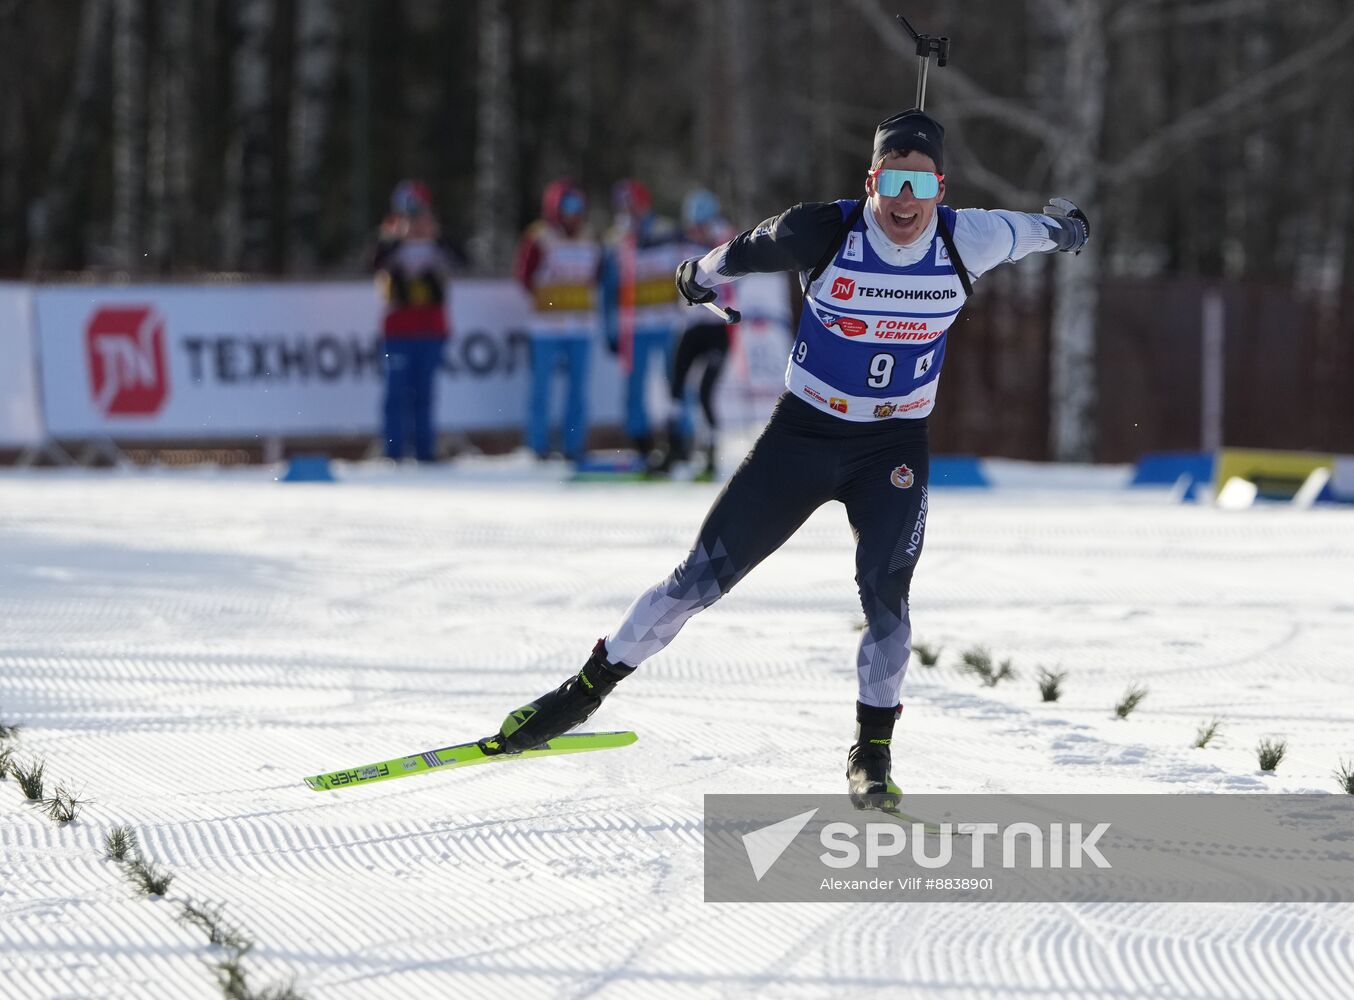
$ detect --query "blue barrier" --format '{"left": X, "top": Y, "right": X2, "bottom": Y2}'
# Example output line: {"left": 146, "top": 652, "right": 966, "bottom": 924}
{"left": 931, "top": 455, "right": 990, "bottom": 488}
{"left": 573, "top": 453, "right": 646, "bottom": 475}
{"left": 1130, "top": 451, "right": 1214, "bottom": 488}
{"left": 281, "top": 453, "right": 336, "bottom": 483}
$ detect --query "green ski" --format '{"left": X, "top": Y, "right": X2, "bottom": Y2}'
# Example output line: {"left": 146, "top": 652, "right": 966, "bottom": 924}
{"left": 303, "top": 730, "right": 637, "bottom": 792}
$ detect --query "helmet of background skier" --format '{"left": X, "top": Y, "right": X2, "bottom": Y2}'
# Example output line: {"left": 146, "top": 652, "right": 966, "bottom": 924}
{"left": 682, "top": 189, "right": 720, "bottom": 229}
{"left": 542, "top": 179, "right": 587, "bottom": 232}
{"left": 391, "top": 179, "right": 432, "bottom": 217}
{"left": 612, "top": 179, "right": 652, "bottom": 218}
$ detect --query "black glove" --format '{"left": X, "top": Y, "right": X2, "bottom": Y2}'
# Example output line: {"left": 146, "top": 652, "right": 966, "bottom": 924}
{"left": 1043, "top": 197, "right": 1090, "bottom": 254}
{"left": 675, "top": 258, "right": 716, "bottom": 305}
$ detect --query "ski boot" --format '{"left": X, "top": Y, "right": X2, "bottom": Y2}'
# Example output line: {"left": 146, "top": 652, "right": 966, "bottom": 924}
{"left": 632, "top": 432, "right": 664, "bottom": 477}
{"left": 694, "top": 442, "right": 717, "bottom": 483}
{"left": 484, "top": 639, "right": 634, "bottom": 754}
{"left": 665, "top": 417, "right": 693, "bottom": 470}
{"left": 846, "top": 701, "right": 903, "bottom": 811}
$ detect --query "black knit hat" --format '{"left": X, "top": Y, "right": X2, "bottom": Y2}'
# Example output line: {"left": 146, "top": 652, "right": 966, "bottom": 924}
{"left": 873, "top": 109, "right": 945, "bottom": 171}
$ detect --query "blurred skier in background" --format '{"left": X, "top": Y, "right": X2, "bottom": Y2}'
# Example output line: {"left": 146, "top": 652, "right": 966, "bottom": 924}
{"left": 374, "top": 180, "right": 456, "bottom": 463}
{"left": 513, "top": 179, "right": 602, "bottom": 462}
{"left": 662, "top": 188, "right": 738, "bottom": 479}
{"left": 601, "top": 179, "right": 688, "bottom": 471}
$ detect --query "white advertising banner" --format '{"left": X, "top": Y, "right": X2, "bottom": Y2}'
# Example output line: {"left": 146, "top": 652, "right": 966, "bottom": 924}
{"left": 34, "top": 280, "right": 627, "bottom": 440}
{"left": 31, "top": 276, "right": 794, "bottom": 442}
{"left": 0, "top": 282, "right": 45, "bottom": 446}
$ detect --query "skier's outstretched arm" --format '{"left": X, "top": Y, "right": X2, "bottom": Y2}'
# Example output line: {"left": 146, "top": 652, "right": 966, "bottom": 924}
{"left": 676, "top": 201, "right": 844, "bottom": 305}
{"left": 952, "top": 198, "right": 1091, "bottom": 277}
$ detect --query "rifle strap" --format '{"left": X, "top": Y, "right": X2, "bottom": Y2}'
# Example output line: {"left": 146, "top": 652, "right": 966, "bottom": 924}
{"left": 805, "top": 199, "right": 974, "bottom": 300}
{"left": 805, "top": 198, "right": 867, "bottom": 289}
{"left": 936, "top": 209, "right": 974, "bottom": 298}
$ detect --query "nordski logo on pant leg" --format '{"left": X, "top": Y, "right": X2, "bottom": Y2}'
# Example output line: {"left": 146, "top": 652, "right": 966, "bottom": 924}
{"left": 906, "top": 487, "right": 929, "bottom": 558}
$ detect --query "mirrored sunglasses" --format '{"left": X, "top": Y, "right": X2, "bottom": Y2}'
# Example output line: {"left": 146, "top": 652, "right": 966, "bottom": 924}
{"left": 874, "top": 168, "right": 943, "bottom": 199}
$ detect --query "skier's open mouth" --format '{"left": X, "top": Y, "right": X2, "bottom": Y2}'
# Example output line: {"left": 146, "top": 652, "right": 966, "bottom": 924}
{"left": 891, "top": 211, "right": 918, "bottom": 227}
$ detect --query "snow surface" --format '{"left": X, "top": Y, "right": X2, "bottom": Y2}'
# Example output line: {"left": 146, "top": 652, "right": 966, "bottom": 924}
{"left": 2, "top": 458, "right": 1353, "bottom": 999}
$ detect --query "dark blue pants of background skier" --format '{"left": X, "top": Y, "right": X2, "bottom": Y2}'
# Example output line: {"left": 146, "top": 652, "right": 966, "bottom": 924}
{"left": 383, "top": 336, "right": 445, "bottom": 462}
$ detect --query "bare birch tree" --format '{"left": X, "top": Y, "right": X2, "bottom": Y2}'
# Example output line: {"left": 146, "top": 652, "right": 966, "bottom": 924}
{"left": 564, "top": 0, "right": 594, "bottom": 179}
{"left": 27, "top": 0, "right": 111, "bottom": 274}
{"left": 288, "top": 0, "right": 341, "bottom": 272}
{"left": 1041, "top": 0, "right": 1106, "bottom": 464}
{"left": 222, "top": 0, "right": 274, "bottom": 271}
{"left": 154, "top": 0, "right": 194, "bottom": 270}
{"left": 147, "top": 0, "right": 192, "bottom": 271}
{"left": 725, "top": 0, "right": 758, "bottom": 226}
{"left": 346, "top": 0, "right": 372, "bottom": 266}
{"left": 145, "top": 7, "right": 169, "bottom": 271}
{"left": 471, "top": 0, "right": 514, "bottom": 272}
{"left": 111, "top": 0, "right": 147, "bottom": 271}
{"left": 0, "top": 0, "right": 24, "bottom": 265}
{"left": 809, "top": 0, "right": 840, "bottom": 195}
{"left": 693, "top": 0, "right": 724, "bottom": 193}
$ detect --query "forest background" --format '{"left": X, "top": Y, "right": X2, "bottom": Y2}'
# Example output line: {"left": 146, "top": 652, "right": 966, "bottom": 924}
{"left": 2, "top": 0, "right": 1350, "bottom": 461}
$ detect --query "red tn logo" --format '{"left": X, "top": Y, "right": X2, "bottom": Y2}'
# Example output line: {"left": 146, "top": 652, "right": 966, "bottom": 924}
{"left": 830, "top": 276, "right": 856, "bottom": 300}
{"left": 86, "top": 305, "right": 169, "bottom": 415}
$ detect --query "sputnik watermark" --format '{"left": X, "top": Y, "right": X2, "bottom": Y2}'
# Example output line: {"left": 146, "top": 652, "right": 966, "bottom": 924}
{"left": 744, "top": 816, "right": 1109, "bottom": 882}
{"left": 817, "top": 820, "right": 1111, "bottom": 870}
{"left": 706, "top": 794, "right": 1354, "bottom": 902}
{"left": 742, "top": 808, "right": 818, "bottom": 881}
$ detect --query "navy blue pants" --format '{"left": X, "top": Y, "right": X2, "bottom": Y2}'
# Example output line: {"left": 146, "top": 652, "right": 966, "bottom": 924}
{"left": 670, "top": 321, "right": 730, "bottom": 441}
{"left": 383, "top": 337, "right": 445, "bottom": 461}
{"left": 607, "top": 393, "right": 930, "bottom": 708}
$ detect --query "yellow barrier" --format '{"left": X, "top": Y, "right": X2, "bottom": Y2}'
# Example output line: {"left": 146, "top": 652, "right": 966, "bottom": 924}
{"left": 1214, "top": 448, "right": 1335, "bottom": 500}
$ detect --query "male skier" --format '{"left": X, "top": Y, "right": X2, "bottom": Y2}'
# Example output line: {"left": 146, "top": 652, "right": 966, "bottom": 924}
{"left": 601, "top": 179, "right": 689, "bottom": 470}
{"left": 487, "top": 110, "right": 1089, "bottom": 809}
{"left": 663, "top": 188, "right": 739, "bottom": 479}
{"left": 374, "top": 180, "right": 457, "bottom": 463}
{"left": 514, "top": 179, "right": 602, "bottom": 461}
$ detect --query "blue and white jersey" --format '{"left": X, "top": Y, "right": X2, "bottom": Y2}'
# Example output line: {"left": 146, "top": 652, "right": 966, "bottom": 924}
{"left": 690, "top": 194, "right": 1073, "bottom": 422}
{"left": 790, "top": 201, "right": 964, "bottom": 421}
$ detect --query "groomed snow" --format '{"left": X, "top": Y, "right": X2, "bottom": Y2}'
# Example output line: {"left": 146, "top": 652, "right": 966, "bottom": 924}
{"left": 2, "top": 459, "right": 1353, "bottom": 999}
